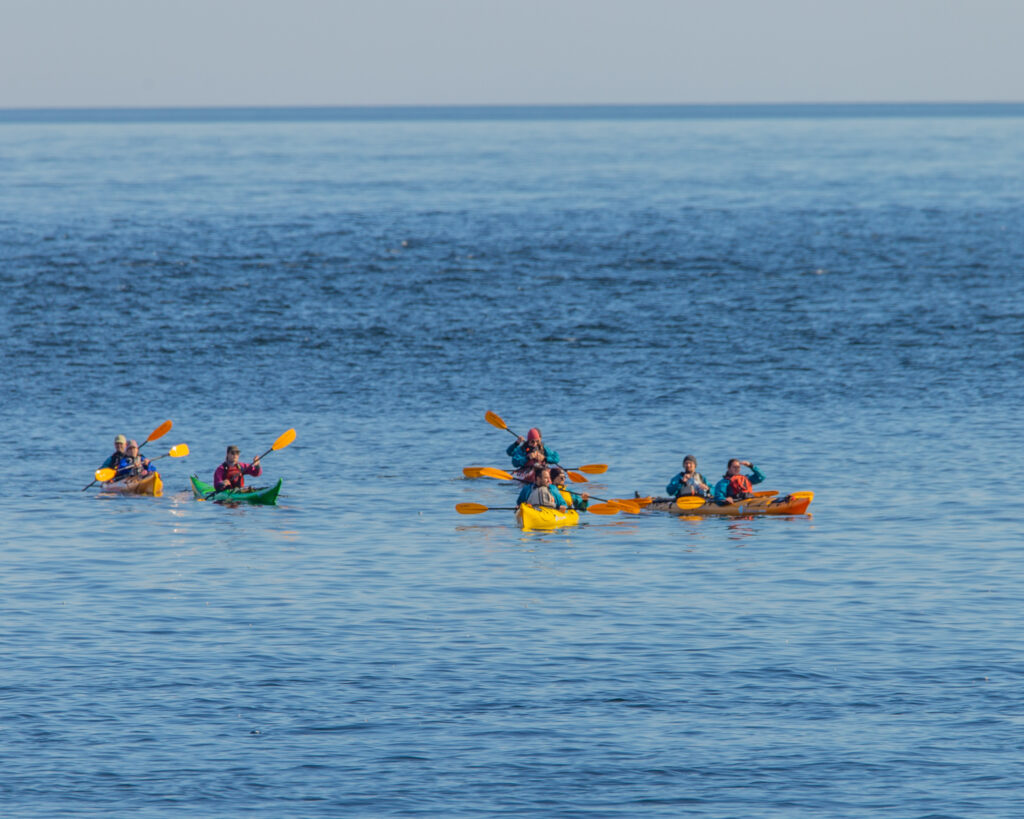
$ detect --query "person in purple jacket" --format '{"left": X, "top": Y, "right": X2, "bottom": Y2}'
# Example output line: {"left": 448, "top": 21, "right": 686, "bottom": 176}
{"left": 213, "top": 445, "right": 262, "bottom": 491}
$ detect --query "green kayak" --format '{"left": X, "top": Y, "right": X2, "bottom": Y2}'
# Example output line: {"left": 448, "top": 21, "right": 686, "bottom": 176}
{"left": 190, "top": 474, "right": 283, "bottom": 505}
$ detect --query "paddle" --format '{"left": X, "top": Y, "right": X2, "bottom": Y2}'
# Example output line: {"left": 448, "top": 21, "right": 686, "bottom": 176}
{"left": 485, "top": 410, "right": 520, "bottom": 438}
{"left": 462, "top": 467, "right": 485, "bottom": 478}
{"left": 104, "top": 443, "right": 190, "bottom": 482}
{"left": 455, "top": 501, "right": 622, "bottom": 516}
{"left": 562, "top": 464, "right": 608, "bottom": 475}
{"left": 676, "top": 496, "right": 708, "bottom": 510}
{"left": 471, "top": 466, "right": 640, "bottom": 513}
{"left": 205, "top": 429, "right": 295, "bottom": 499}
{"left": 82, "top": 419, "right": 173, "bottom": 490}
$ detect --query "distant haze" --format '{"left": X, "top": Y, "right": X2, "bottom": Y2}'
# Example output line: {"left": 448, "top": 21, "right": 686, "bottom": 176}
{"left": 3, "top": 0, "right": 1022, "bottom": 107}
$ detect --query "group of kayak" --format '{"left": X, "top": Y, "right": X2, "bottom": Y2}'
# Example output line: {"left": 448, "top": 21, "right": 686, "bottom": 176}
{"left": 86, "top": 421, "right": 293, "bottom": 505}
{"left": 460, "top": 412, "right": 814, "bottom": 530}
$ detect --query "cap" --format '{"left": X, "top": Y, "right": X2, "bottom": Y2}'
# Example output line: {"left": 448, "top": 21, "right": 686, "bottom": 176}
{"left": 126, "top": 439, "right": 138, "bottom": 448}
{"left": 114, "top": 434, "right": 127, "bottom": 444}
{"left": 683, "top": 454, "right": 697, "bottom": 466}
{"left": 527, "top": 428, "right": 542, "bottom": 441}
{"left": 227, "top": 445, "right": 240, "bottom": 454}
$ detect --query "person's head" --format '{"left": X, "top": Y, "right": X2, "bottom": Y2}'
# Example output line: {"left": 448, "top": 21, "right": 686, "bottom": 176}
{"left": 725, "top": 458, "right": 742, "bottom": 476}
{"left": 114, "top": 434, "right": 127, "bottom": 452}
{"left": 536, "top": 467, "right": 551, "bottom": 486}
{"left": 527, "top": 428, "right": 542, "bottom": 443}
{"left": 682, "top": 455, "right": 698, "bottom": 474}
{"left": 226, "top": 445, "right": 240, "bottom": 464}
{"left": 549, "top": 466, "right": 564, "bottom": 485}
{"left": 126, "top": 440, "right": 139, "bottom": 456}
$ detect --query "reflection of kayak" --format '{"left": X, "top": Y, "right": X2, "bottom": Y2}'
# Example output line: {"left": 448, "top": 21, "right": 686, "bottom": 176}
{"left": 515, "top": 503, "right": 580, "bottom": 530}
{"left": 189, "top": 475, "right": 283, "bottom": 505}
{"left": 102, "top": 472, "right": 163, "bottom": 497}
{"left": 648, "top": 491, "right": 814, "bottom": 517}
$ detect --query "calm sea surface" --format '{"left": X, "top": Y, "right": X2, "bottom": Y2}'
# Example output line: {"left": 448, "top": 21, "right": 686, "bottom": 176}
{"left": 1, "top": 106, "right": 1023, "bottom": 817}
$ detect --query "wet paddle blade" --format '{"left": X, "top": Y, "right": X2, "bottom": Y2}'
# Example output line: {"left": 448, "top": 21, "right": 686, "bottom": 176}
{"left": 484, "top": 410, "right": 508, "bottom": 431}
{"left": 273, "top": 428, "right": 296, "bottom": 450}
{"left": 566, "top": 471, "right": 588, "bottom": 484}
{"left": 609, "top": 499, "right": 642, "bottom": 514}
{"left": 169, "top": 444, "right": 189, "bottom": 457}
{"left": 479, "top": 466, "right": 515, "bottom": 481}
{"left": 94, "top": 467, "right": 117, "bottom": 482}
{"left": 145, "top": 419, "right": 173, "bottom": 444}
{"left": 676, "top": 496, "right": 706, "bottom": 510}
{"left": 463, "top": 467, "right": 485, "bottom": 478}
{"left": 456, "top": 503, "right": 491, "bottom": 515}
{"left": 576, "top": 464, "right": 608, "bottom": 474}
{"left": 586, "top": 503, "right": 620, "bottom": 515}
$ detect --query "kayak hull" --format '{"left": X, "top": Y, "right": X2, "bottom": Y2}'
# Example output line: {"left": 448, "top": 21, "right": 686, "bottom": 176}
{"left": 190, "top": 475, "right": 283, "bottom": 505}
{"left": 515, "top": 503, "right": 580, "bottom": 530}
{"left": 648, "top": 491, "right": 813, "bottom": 517}
{"left": 102, "top": 472, "right": 163, "bottom": 497}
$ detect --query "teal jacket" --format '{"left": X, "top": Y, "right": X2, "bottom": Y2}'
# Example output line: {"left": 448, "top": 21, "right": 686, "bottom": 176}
{"left": 666, "top": 471, "right": 712, "bottom": 498}
{"left": 712, "top": 464, "right": 766, "bottom": 501}
{"left": 517, "top": 483, "right": 576, "bottom": 509}
{"left": 506, "top": 441, "right": 560, "bottom": 469}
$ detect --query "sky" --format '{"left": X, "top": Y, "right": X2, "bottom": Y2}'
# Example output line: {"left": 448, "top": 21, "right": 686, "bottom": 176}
{"left": 2, "top": 0, "right": 1022, "bottom": 108}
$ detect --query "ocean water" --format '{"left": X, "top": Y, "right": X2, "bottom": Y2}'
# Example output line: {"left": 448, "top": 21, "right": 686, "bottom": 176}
{"left": 1, "top": 106, "right": 1023, "bottom": 817}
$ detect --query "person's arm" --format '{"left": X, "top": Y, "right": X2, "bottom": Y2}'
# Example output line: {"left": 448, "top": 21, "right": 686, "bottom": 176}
{"left": 549, "top": 486, "right": 569, "bottom": 511}
{"left": 666, "top": 473, "right": 683, "bottom": 496}
{"left": 516, "top": 484, "right": 532, "bottom": 505}
{"left": 510, "top": 445, "right": 528, "bottom": 468}
{"left": 213, "top": 464, "right": 227, "bottom": 490}
{"left": 243, "top": 460, "right": 263, "bottom": 478}
{"left": 748, "top": 464, "right": 765, "bottom": 485}
{"left": 712, "top": 478, "right": 730, "bottom": 502}
{"left": 545, "top": 447, "right": 560, "bottom": 464}
{"left": 506, "top": 440, "right": 521, "bottom": 457}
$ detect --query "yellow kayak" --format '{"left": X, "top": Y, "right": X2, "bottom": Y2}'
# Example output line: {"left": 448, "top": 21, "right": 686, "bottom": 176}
{"left": 515, "top": 503, "right": 580, "bottom": 530}
{"left": 101, "top": 472, "right": 163, "bottom": 497}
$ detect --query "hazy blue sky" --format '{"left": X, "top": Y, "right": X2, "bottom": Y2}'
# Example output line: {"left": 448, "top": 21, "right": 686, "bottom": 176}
{"left": 3, "top": 0, "right": 1021, "bottom": 107}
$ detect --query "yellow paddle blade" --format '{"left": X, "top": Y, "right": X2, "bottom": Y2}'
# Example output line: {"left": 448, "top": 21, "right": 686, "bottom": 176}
{"left": 576, "top": 464, "right": 608, "bottom": 474}
{"left": 484, "top": 410, "right": 508, "bottom": 431}
{"left": 610, "top": 499, "right": 642, "bottom": 514}
{"left": 676, "top": 496, "right": 706, "bottom": 510}
{"left": 463, "top": 467, "right": 484, "bottom": 478}
{"left": 586, "top": 503, "right": 621, "bottom": 515}
{"left": 632, "top": 496, "right": 655, "bottom": 507}
{"left": 169, "top": 444, "right": 189, "bottom": 457}
{"left": 455, "top": 503, "right": 490, "bottom": 515}
{"left": 94, "top": 467, "right": 117, "bottom": 482}
{"left": 145, "top": 419, "right": 173, "bottom": 444}
{"left": 566, "top": 471, "right": 588, "bottom": 484}
{"left": 479, "top": 467, "right": 515, "bottom": 481}
{"left": 273, "top": 428, "right": 296, "bottom": 450}
{"left": 753, "top": 490, "right": 779, "bottom": 498}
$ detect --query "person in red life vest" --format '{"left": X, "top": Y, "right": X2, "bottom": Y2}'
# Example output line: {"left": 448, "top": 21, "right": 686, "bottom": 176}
{"left": 213, "top": 445, "right": 262, "bottom": 491}
{"left": 712, "top": 459, "right": 766, "bottom": 504}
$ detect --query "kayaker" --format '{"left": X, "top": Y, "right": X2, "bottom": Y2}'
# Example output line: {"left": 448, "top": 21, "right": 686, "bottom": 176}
{"left": 507, "top": 427, "right": 560, "bottom": 470}
{"left": 99, "top": 434, "right": 129, "bottom": 471}
{"left": 550, "top": 466, "right": 590, "bottom": 511}
{"left": 525, "top": 467, "right": 568, "bottom": 512}
{"left": 213, "top": 445, "right": 262, "bottom": 491}
{"left": 666, "top": 455, "right": 711, "bottom": 498}
{"left": 116, "top": 439, "right": 153, "bottom": 480}
{"left": 712, "top": 459, "right": 766, "bottom": 504}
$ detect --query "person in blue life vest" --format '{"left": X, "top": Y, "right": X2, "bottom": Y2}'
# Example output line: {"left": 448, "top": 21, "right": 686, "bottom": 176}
{"left": 99, "top": 434, "right": 129, "bottom": 472}
{"left": 115, "top": 439, "right": 154, "bottom": 480}
{"left": 549, "top": 466, "right": 589, "bottom": 511}
{"left": 666, "top": 454, "right": 711, "bottom": 498}
{"left": 507, "top": 427, "right": 560, "bottom": 470}
{"left": 213, "top": 445, "right": 262, "bottom": 491}
{"left": 712, "top": 459, "right": 766, "bottom": 504}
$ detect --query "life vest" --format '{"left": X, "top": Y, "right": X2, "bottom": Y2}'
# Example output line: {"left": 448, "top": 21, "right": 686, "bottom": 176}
{"left": 222, "top": 461, "right": 245, "bottom": 489}
{"left": 727, "top": 474, "right": 753, "bottom": 498}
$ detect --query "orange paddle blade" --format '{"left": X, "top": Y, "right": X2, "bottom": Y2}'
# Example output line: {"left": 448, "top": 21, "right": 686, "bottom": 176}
{"left": 566, "top": 471, "right": 588, "bottom": 484}
{"left": 609, "top": 499, "right": 642, "bottom": 514}
{"left": 753, "top": 490, "right": 779, "bottom": 498}
{"left": 455, "top": 503, "right": 490, "bottom": 515}
{"left": 485, "top": 411, "right": 508, "bottom": 431}
{"left": 463, "top": 467, "right": 485, "bottom": 478}
{"left": 169, "top": 444, "right": 189, "bottom": 457}
{"left": 586, "top": 503, "right": 621, "bottom": 515}
{"left": 273, "top": 428, "right": 296, "bottom": 450}
{"left": 576, "top": 464, "right": 608, "bottom": 474}
{"left": 479, "top": 466, "right": 515, "bottom": 481}
{"left": 676, "top": 496, "right": 706, "bottom": 510}
{"left": 94, "top": 467, "right": 117, "bottom": 482}
{"left": 631, "top": 496, "right": 655, "bottom": 507}
{"left": 145, "top": 419, "right": 173, "bottom": 444}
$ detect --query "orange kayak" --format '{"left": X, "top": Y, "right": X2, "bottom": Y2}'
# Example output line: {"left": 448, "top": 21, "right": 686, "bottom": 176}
{"left": 101, "top": 472, "right": 163, "bottom": 497}
{"left": 648, "top": 491, "right": 813, "bottom": 517}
